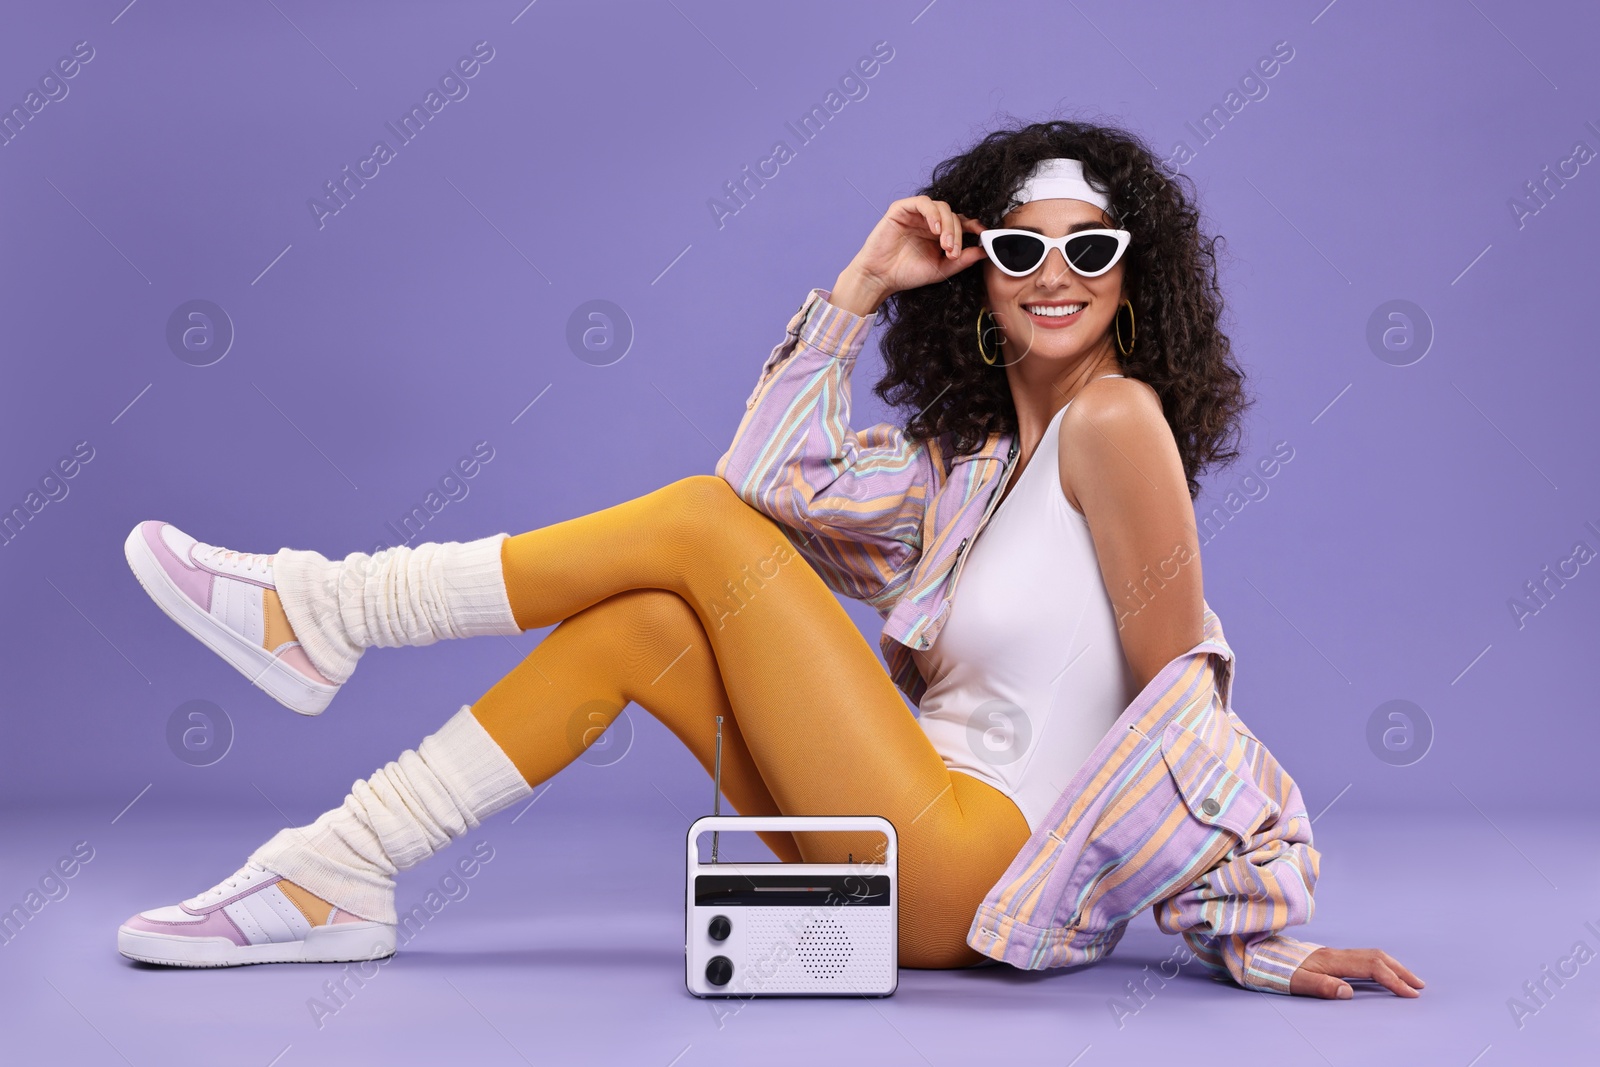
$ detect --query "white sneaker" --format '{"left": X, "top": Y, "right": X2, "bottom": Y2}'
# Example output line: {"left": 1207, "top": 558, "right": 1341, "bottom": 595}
{"left": 124, "top": 520, "right": 341, "bottom": 715}
{"left": 117, "top": 862, "right": 395, "bottom": 967}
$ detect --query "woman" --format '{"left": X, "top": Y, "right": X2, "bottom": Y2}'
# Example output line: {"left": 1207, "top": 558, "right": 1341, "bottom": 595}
{"left": 117, "top": 118, "right": 1421, "bottom": 1001}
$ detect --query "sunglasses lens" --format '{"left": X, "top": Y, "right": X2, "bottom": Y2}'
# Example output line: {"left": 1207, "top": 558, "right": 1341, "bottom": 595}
{"left": 988, "top": 233, "right": 1046, "bottom": 274}
{"left": 1065, "top": 233, "right": 1123, "bottom": 275}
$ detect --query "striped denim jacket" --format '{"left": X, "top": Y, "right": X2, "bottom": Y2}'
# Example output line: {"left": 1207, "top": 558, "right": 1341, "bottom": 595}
{"left": 715, "top": 287, "right": 1017, "bottom": 707}
{"left": 965, "top": 606, "right": 1324, "bottom": 994}
{"left": 716, "top": 287, "right": 1324, "bottom": 994}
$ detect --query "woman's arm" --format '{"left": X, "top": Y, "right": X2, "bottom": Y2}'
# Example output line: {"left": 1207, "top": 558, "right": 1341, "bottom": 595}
{"left": 716, "top": 197, "right": 989, "bottom": 609}
{"left": 715, "top": 286, "right": 934, "bottom": 608}
{"left": 1065, "top": 388, "right": 1426, "bottom": 999}
{"left": 1058, "top": 377, "right": 1202, "bottom": 692}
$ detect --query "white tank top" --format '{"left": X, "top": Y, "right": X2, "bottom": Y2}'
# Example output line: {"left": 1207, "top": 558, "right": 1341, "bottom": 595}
{"left": 912, "top": 375, "right": 1138, "bottom": 832}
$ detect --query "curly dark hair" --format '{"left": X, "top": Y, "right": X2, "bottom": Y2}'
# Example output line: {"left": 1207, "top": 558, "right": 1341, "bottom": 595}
{"left": 873, "top": 115, "right": 1251, "bottom": 498}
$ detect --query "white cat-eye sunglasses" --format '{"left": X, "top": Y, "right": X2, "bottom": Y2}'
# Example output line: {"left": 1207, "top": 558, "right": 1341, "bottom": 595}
{"left": 961, "top": 228, "right": 1132, "bottom": 278}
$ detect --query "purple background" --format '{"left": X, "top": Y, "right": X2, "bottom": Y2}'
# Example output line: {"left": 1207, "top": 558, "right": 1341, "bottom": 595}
{"left": 4, "top": 0, "right": 1594, "bottom": 815}
{"left": 2, "top": 1, "right": 1597, "bottom": 1064}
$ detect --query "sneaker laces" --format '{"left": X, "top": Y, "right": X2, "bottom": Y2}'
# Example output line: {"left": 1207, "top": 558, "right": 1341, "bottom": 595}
{"left": 194, "top": 542, "right": 274, "bottom": 579}
{"left": 184, "top": 861, "right": 272, "bottom": 909}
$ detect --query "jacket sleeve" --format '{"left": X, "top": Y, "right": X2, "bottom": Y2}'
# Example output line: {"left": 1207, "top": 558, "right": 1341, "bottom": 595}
{"left": 715, "top": 288, "right": 934, "bottom": 610}
{"left": 1153, "top": 716, "right": 1325, "bottom": 995}
{"left": 1181, "top": 931, "right": 1325, "bottom": 997}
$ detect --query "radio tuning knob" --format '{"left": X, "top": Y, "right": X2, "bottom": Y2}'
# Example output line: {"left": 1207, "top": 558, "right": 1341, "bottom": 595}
{"left": 706, "top": 955, "right": 734, "bottom": 987}
{"left": 708, "top": 914, "right": 731, "bottom": 942}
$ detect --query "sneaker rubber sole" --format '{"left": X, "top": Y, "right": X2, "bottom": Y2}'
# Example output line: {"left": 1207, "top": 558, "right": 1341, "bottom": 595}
{"left": 117, "top": 920, "right": 396, "bottom": 967}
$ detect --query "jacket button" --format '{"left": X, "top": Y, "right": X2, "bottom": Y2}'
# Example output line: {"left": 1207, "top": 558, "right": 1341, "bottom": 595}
{"left": 957, "top": 538, "right": 968, "bottom": 555}
{"left": 920, "top": 636, "right": 930, "bottom": 648}
{"left": 1200, "top": 797, "right": 1221, "bottom": 816}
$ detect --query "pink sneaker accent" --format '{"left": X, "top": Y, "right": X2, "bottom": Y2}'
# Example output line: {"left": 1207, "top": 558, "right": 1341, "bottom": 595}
{"left": 141, "top": 521, "right": 219, "bottom": 610}
{"left": 123, "top": 520, "right": 342, "bottom": 715}
{"left": 272, "top": 642, "right": 338, "bottom": 688}
{"left": 121, "top": 905, "right": 251, "bottom": 947}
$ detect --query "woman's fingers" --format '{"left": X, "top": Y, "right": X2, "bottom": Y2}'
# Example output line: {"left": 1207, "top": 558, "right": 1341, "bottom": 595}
{"left": 1336, "top": 954, "right": 1420, "bottom": 998}
{"left": 1380, "top": 950, "right": 1426, "bottom": 989}
{"left": 862, "top": 196, "right": 986, "bottom": 289}
{"left": 1368, "top": 961, "right": 1422, "bottom": 998}
{"left": 1339, "top": 949, "right": 1424, "bottom": 997}
{"left": 1289, "top": 969, "right": 1352, "bottom": 999}
{"left": 900, "top": 195, "right": 965, "bottom": 255}
{"left": 1290, "top": 947, "right": 1426, "bottom": 999}
{"left": 908, "top": 196, "right": 942, "bottom": 240}
{"left": 934, "top": 203, "right": 953, "bottom": 257}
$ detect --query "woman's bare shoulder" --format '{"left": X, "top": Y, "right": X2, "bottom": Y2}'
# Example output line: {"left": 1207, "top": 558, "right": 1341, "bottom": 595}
{"left": 1059, "top": 376, "right": 1172, "bottom": 455}
{"left": 1058, "top": 375, "right": 1184, "bottom": 509}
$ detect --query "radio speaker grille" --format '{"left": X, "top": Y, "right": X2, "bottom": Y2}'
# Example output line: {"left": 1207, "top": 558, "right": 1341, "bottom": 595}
{"left": 796, "top": 918, "right": 852, "bottom": 978}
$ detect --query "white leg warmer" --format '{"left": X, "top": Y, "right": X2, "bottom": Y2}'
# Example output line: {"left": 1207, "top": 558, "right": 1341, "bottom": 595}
{"left": 247, "top": 705, "right": 532, "bottom": 925}
{"left": 273, "top": 533, "right": 521, "bottom": 685}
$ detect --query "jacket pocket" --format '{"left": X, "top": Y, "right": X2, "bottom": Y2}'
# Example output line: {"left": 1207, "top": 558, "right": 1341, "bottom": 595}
{"left": 1159, "top": 718, "right": 1276, "bottom": 842}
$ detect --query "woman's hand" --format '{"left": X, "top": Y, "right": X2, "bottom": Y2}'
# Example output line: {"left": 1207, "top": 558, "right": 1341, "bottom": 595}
{"left": 829, "top": 195, "right": 987, "bottom": 316}
{"left": 1289, "top": 946, "right": 1425, "bottom": 999}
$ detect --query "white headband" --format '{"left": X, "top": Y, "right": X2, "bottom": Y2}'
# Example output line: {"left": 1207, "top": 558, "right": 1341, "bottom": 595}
{"left": 1005, "top": 157, "right": 1111, "bottom": 213}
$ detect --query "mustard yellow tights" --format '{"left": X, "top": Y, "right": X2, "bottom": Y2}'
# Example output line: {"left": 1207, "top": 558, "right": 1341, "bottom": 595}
{"left": 468, "top": 475, "right": 1030, "bottom": 969}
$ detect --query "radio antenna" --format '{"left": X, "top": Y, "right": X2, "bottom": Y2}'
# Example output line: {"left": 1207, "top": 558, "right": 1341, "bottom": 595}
{"left": 711, "top": 714, "right": 724, "bottom": 864}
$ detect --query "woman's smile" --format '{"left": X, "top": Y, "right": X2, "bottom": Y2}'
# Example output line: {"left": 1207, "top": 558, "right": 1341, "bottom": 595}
{"left": 1022, "top": 300, "right": 1087, "bottom": 328}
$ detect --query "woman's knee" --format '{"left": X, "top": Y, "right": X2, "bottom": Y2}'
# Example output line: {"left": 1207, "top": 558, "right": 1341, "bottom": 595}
{"left": 572, "top": 587, "right": 701, "bottom": 655}
{"left": 661, "top": 475, "right": 785, "bottom": 545}
{"left": 619, "top": 586, "right": 702, "bottom": 640}
{"left": 668, "top": 473, "right": 745, "bottom": 506}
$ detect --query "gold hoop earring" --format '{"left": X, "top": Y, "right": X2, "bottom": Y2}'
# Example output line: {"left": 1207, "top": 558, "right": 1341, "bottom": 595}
{"left": 977, "top": 307, "right": 1003, "bottom": 366}
{"left": 1115, "top": 298, "right": 1136, "bottom": 357}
